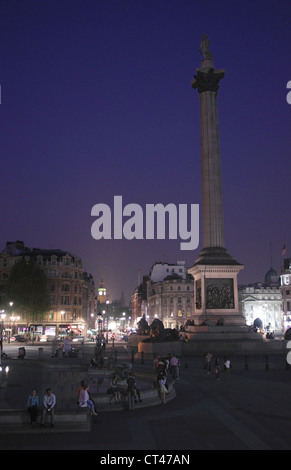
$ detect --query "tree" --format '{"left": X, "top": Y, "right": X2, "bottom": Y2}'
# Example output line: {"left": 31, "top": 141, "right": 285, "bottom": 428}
{"left": 5, "top": 258, "right": 50, "bottom": 322}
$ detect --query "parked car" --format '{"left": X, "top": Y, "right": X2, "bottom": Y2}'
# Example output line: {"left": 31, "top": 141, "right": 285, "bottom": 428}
{"left": 10, "top": 335, "right": 26, "bottom": 342}
{"left": 72, "top": 336, "right": 84, "bottom": 343}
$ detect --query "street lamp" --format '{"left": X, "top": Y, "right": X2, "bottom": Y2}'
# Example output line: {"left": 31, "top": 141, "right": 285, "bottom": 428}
{"left": 97, "top": 311, "right": 103, "bottom": 334}
{"left": 90, "top": 313, "right": 95, "bottom": 330}
{"left": 105, "top": 300, "right": 110, "bottom": 331}
{"left": 0, "top": 312, "right": 6, "bottom": 352}
{"left": 1, "top": 311, "right": 6, "bottom": 325}
{"left": 0, "top": 311, "right": 9, "bottom": 387}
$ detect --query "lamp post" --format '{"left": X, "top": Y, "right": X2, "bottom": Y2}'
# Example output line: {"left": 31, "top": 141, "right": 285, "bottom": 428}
{"left": 0, "top": 311, "right": 9, "bottom": 387}
{"left": 98, "top": 311, "right": 103, "bottom": 334}
{"left": 0, "top": 311, "right": 6, "bottom": 355}
{"left": 90, "top": 313, "right": 95, "bottom": 331}
{"left": 106, "top": 299, "right": 110, "bottom": 331}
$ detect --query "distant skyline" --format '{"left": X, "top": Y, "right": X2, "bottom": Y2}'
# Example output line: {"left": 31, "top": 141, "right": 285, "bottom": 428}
{"left": 0, "top": 0, "right": 290, "bottom": 304}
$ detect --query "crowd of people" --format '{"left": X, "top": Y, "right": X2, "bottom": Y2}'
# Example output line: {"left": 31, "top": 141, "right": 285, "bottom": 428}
{"left": 24, "top": 350, "right": 181, "bottom": 425}
{"left": 204, "top": 352, "right": 232, "bottom": 380}
{"left": 106, "top": 372, "right": 143, "bottom": 410}
{"left": 153, "top": 353, "right": 180, "bottom": 404}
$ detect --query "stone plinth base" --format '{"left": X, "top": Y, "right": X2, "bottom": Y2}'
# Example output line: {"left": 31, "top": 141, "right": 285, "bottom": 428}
{"left": 188, "top": 247, "right": 245, "bottom": 327}
{"left": 185, "top": 325, "right": 264, "bottom": 340}
{"left": 180, "top": 325, "right": 285, "bottom": 353}
{"left": 127, "top": 334, "right": 150, "bottom": 349}
{"left": 182, "top": 338, "right": 286, "bottom": 354}
{"left": 194, "top": 314, "right": 246, "bottom": 326}
{"left": 135, "top": 341, "right": 182, "bottom": 359}
{"left": 132, "top": 327, "right": 286, "bottom": 356}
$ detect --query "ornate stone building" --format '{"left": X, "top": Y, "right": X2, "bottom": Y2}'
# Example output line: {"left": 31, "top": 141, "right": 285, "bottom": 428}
{"left": 0, "top": 241, "right": 96, "bottom": 337}
{"left": 238, "top": 268, "right": 283, "bottom": 334}
{"left": 134, "top": 262, "right": 194, "bottom": 329}
{"left": 280, "top": 258, "right": 291, "bottom": 332}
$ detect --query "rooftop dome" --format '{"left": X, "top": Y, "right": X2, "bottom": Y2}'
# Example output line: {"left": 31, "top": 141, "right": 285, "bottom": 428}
{"left": 264, "top": 267, "right": 279, "bottom": 286}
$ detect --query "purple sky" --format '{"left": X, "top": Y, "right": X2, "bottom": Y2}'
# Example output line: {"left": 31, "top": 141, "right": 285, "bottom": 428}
{"left": 0, "top": 0, "right": 290, "bottom": 304}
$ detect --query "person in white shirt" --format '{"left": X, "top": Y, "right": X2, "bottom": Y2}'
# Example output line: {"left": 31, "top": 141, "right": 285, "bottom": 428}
{"left": 79, "top": 384, "right": 98, "bottom": 415}
{"left": 170, "top": 354, "right": 179, "bottom": 380}
{"left": 41, "top": 388, "right": 56, "bottom": 427}
{"left": 224, "top": 359, "right": 231, "bottom": 373}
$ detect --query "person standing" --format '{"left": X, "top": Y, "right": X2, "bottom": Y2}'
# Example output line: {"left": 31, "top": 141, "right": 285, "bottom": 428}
{"left": 170, "top": 354, "right": 179, "bottom": 380}
{"left": 224, "top": 358, "right": 231, "bottom": 376}
{"left": 26, "top": 388, "right": 39, "bottom": 426}
{"left": 126, "top": 373, "right": 136, "bottom": 410}
{"left": 214, "top": 357, "right": 221, "bottom": 381}
{"left": 41, "top": 388, "right": 56, "bottom": 427}
{"left": 205, "top": 352, "right": 212, "bottom": 374}
{"left": 158, "top": 374, "right": 168, "bottom": 405}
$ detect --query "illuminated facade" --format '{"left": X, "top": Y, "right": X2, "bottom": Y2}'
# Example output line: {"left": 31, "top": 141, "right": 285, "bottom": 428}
{"left": 280, "top": 258, "right": 291, "bottom": 331}
{"left": 0, "top": 241, "right": 96, "bottom": 337}
{"left": 97, "top": 279, "right": 107, "bottom": 303}
{"left": 146, "top": 262, "right": 194, "bottom": 328}
{"left": 239, "top": 268, "right": 283, "bottom": 334}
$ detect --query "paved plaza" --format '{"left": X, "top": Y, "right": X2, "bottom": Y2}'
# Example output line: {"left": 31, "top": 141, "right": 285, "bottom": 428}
{"left": 0, "top": 341, "right": 291, "bottom": 451}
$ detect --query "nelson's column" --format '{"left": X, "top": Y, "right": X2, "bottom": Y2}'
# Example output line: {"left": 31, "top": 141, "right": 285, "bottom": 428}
{"left": 188, "top": 35, "right": 246, "bottom": 326}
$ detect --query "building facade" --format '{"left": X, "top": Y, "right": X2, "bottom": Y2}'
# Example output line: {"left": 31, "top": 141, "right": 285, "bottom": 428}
{"left": 280, "top": 258, "right": 291, "bottom": 332}
{"left": 133, "top": 263, "right": 285, "bottom": 333}
{"left": 0, "top": 241, "right": 96, "bottom": 338}
{"left": 133, "top": 262, "right": 194, "bottom": 329}
{"left": 239, "top": 268, "right": 283, "bottom": 334}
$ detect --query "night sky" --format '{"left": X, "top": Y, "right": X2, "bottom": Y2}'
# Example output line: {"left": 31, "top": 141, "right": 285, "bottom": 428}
{"left": 0, "top": 0, "right": 290, "bottom": 304}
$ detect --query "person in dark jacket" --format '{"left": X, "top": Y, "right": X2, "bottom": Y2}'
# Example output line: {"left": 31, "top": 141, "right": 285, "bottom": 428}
{"left": 26, "top": 388, "right": 39, "bottom": 425}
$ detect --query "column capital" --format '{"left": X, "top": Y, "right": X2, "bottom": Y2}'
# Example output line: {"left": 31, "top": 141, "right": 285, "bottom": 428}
{"left": 192, "top": 68, "right": 225, "bottom": 94}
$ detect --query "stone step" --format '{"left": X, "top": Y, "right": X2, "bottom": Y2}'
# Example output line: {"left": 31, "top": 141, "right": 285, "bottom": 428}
{"left": 0, "top": 409, "right": 92, "bottom": 434}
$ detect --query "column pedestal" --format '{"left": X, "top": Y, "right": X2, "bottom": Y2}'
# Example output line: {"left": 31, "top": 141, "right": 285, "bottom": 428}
{"left": 188, "top": 247, "right": 245, "bottom": 326}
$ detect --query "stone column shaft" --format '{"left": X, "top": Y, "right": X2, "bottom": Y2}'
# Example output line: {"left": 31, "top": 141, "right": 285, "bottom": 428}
{"left": 200, "top": 90, "right": 225, "bottom": 248}
{"left": 192, "top": 65, "right": 225, "bottom": 250}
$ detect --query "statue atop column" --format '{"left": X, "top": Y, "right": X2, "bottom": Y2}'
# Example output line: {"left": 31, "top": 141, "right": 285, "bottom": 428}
{"left": 192, "top": 34, "right": 224, "bottom": 93}
{"left": 199, "top": 34, "right": 213, "bottom": 62}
